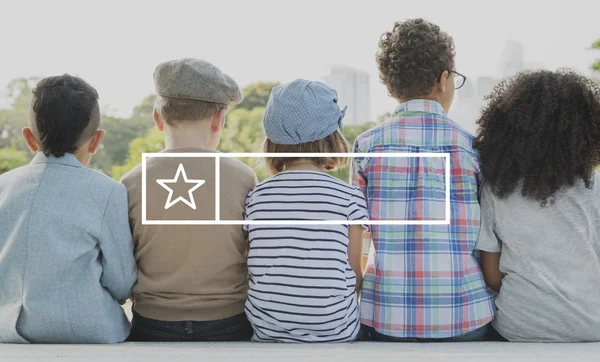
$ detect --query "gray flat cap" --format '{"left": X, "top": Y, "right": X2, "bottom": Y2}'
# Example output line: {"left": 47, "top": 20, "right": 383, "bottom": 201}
{"left": 153, "top": 58, "right": 243, "bottom": 105}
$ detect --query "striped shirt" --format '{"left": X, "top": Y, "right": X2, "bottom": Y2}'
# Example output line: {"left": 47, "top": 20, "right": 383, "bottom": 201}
{"left": 352, "top": 100, "right": 495, "bottom": 339}
{"left": 244, "top": 170, "right": 368, "bottom": 342}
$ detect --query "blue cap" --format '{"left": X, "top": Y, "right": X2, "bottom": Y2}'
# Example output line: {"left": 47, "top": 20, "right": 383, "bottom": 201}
{"left": 263, "top": 79, "right": 347, "bottom": 145}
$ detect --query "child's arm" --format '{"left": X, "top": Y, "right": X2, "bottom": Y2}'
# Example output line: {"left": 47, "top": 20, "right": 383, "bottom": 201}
{"left": 348, "top": 225, "right": 365, "bottom": 296}
{"left": 481, "top": 251, "right": 502, "bottom": 293}
{"left": 475, "top": 184, "right": 503, "bottom": 293}
{"left": 98, "top": 184, "right": 138, "bottom": 303}
{"left": 350, "top": 141, "right": 368, "bottom": 201}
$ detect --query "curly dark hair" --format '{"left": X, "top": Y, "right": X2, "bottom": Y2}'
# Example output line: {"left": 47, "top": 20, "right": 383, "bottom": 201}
{"left": 376, "top": 18, "right": 455, "bottom": 99}
{"left": 474, "top": 69, "right": 600, "bottom": 205}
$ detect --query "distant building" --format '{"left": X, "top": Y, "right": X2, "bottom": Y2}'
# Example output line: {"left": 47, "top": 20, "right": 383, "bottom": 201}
{"left": 499, "top": 40, "right": 525, "bottom": 78}
{"left": 450, "top": 41, "right": 525, "bottom": 133}
{"left": 451, "top": 76, "right": 501, "bottom": 133}
{"left": 323, "top": 66, "right": 371, "bottom": 126}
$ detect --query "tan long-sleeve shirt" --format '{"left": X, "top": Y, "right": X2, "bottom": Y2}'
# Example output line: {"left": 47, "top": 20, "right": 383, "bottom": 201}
{"left": 121, "top": 148, "right": 257, "bottom": 321}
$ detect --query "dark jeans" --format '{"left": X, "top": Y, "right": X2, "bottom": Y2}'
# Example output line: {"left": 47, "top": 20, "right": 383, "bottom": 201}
{"left": 363, "top": 323, "right": 489, "bottom": 342}
{"left": 129, "top": 311, "right": 253, "bottom": 342}
{"left": 486, "top": 325, "right": 509, "bottom": 342}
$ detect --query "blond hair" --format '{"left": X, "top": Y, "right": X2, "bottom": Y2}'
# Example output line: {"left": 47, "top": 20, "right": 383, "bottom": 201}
{"left": 155, "top": 95, "right": 227, "bottom": 126}
{"left": 263, "top": 130, "right": 351, "bottom": 174}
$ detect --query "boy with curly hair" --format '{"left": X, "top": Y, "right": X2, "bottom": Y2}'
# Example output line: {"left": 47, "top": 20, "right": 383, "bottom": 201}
{"left": 353, "top": 18, "right": 494, "bottom": 342}
{"left": 474, "top": 70, "right": 600, "bottom": 342}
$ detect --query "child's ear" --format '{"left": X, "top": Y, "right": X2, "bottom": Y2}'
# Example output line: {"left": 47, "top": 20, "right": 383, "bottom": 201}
{"left": 212, "top": 108, "right": 227, "bottom": 133}
{"left": 88, "top": 129, "right": 105, "bottom": 155}
{"left": 437, "top": 70, "right": 449, "bottom": 93}
{"left": 22, "top": 127, "right": 39, "bottom": 153}
{"left": 153, "top": 109, "right": 165, "bottom": 131}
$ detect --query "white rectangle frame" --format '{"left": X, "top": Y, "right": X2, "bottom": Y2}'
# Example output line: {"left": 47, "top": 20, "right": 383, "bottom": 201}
{"left": 141, "top": 152, "right": 451, "bottom": 226}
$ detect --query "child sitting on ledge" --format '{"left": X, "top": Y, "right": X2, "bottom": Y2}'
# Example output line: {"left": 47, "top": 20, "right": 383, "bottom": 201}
{"left": 244, "top": 79, "right": 368, "bottom": 342}
{"left": 475, "top": 69, "right": 600, "bottom": 342}
{"left": 0, "top": 74, "right": 136, "bottom": 344}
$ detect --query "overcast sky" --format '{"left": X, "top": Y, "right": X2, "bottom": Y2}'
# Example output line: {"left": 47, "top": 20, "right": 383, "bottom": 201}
{"left": 0, "top": 0, "right": 598, "bottom": 119}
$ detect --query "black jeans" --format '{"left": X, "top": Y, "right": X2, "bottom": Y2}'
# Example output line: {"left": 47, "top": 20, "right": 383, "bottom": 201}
{"left": 362, "top": 323, "right": 489, "bottom": 342}
{"left": 486, "top": 325, "right": 509, "bottom": 342}
{"left": 129, "top": 311, "right": 253, "bottom": 342}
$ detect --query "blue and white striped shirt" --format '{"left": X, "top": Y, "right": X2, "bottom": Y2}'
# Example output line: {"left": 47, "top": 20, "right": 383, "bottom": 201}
{"left": 244, "top": 171, "right": 368, "bottom": 342}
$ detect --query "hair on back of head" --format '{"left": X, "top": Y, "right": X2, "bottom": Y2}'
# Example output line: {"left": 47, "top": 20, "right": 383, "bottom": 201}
{"left": 474, "top": 69, "right": 600, "bottom": 205}
{"left": 263, "top": 130, "right": 350, "bottom": 174}
{"left": 377, "top": 18, "right": 455, "bottom": 100}
{"left": 31, "top": 74, "right": 100, "bottom": 158}
{"left": 154, "top": 96, "right": 227, "bottom": 126}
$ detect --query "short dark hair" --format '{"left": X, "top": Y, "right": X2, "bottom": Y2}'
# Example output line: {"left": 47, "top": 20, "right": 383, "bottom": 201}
{"left": 377, "top": 18, "right": 455, "bottom": 99}
{"left": 474, "top": 69, "right": 600, "bottom": 205}
{"left": 31, "top": 74, "right": 100, "bottom": 157}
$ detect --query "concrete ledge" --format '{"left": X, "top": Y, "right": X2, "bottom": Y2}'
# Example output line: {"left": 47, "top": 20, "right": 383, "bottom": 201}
{"left": 1, "top": 342, "right": 599, "bottom": 362}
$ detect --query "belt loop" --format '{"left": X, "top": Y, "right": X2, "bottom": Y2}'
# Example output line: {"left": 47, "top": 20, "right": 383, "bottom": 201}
{"left": 184, "top": 321, "right": 193, "bottom": 338}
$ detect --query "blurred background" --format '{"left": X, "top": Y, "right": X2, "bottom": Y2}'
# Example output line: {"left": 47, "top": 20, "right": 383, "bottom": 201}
{"left": 0, "top": 0, "right": 598, "bottom": 180}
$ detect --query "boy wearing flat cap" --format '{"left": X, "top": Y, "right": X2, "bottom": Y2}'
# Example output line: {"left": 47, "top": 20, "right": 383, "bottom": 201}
{"left": 121, "top": 58, "right": 257, "bottom": 341}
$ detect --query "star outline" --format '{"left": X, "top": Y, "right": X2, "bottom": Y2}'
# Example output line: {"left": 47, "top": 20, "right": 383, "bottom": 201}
{"left": 156, "top": 163, "right": 205, "bottom": 210}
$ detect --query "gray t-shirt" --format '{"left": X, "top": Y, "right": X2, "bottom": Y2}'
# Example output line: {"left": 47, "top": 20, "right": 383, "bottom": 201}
{"left": 475, "top": 174, "right": 600, "bottom": 342}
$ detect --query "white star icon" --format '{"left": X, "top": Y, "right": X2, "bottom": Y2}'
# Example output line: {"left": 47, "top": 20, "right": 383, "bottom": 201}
{"left": 156, "top": 163, "right": 205, "bottom": 210}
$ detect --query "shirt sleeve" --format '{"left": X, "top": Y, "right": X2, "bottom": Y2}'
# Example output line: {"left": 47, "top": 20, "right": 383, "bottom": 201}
{"left": 98, "top": 183, "right": 138, "bottom": 301}
{"left": 243, "top": 189, "right": 254, "bottom": 232}
{"left": 475, "top": 184, "right": 502, "bottom": 253}
{"left": 348, "top": 187, "right": 370, "bottom": 231}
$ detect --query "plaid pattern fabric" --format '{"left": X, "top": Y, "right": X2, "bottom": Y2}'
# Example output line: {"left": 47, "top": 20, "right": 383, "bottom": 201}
{"left": 351, "top": 100, "right": 494, "bottom": 339}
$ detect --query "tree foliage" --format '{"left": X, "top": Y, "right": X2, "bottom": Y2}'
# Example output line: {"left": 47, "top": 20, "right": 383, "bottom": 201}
{"left": 219, "top": 106, "right": 269, "bottom": 179}
{"left": 0, "top": 77, "right": 40, "bottom": 152}
{"left": 0, "top": 78, "right": 157, "bottom": 176}
{"left": 593, "top": 39, "right": 600, "bottom": 74}
{"left": 5, "top": 77, "right": 40, "bottom": 110}
{"left": 329, "top": 121, "right": 378, "bottom": 182}
{"left": 91, "top": 95, "right": 156, "bottom": 174}
{"left": 237, "top": 82, "right": 279, "bottom": 111}
{"left": 0, "top": 76, "right": 381, "bottom": 183}
{"left": 0, "top": 148, "right": 29, "bottom": 174}
{"left": 110, "top": 128, "right": 164, "bottom": 180}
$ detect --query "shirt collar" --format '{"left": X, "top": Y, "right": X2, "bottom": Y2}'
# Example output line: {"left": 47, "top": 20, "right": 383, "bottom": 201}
{"left": 30, "top": 152, "right": 83, "bottom": 168}
{"left": 394, "top": 99, "right": 447, "bottom": 117}
{"left": 160, "top": 147, "right": 216, "bottom": 154}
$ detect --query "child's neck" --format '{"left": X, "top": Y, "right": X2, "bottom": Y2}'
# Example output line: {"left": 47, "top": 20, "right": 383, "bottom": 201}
{"left": 284, "top": 161, "right": 323, "bottom": 173}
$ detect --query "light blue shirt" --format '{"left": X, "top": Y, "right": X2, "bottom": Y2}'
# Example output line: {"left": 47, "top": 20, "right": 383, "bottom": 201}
{"left": 0, "top": 153, "right": 137, "bottom": 343}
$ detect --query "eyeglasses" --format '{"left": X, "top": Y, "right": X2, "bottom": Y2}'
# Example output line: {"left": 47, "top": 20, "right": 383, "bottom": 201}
{"left": 448, "top": 70, "right": 467, "bottom": 89}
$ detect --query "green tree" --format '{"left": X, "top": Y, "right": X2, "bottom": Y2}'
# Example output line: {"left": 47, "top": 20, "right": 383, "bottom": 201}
{"left": 91, "top": 115, "right": 140, "bottom": 173}
{"left": 5, "top": 77, "right": 40, "bottom": 110}
{"left": 91, "top": 95, "right": 156, "bottom": 174}
{"left": 108, "top": 82, "right": 384, "bottom": 182}
{"left": 0, "top": 147, "right": 29, "bottom": 174}
{"left": 328, "top": 122, "right": 379, "bottom": 182}
{"left": 129, "top": 95, "right": 157, "bottom": 131}
{"left": 377, "top": 112, "right": 393, "bottom": 123}
{"left": 342, "top": 122, "right": 377, "bottom": 146}
{"left": 592, "top": 39, "right": 600, "bottom": 77}
{"left": 237, "top": 82, "right": 279, "bottom": 111}
{"left": 0, "top": 77, "right": 41, "bottom": 152}
{"left": 219, "top": 107, "right": 269, "bottom": 180}
{"left": 111, "top": 128, "right": 164, "bottom": 180}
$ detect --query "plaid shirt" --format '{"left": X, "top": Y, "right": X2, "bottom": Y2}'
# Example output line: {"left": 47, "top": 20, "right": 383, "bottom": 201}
{"left": 352, "top": 100, "right": 494, "bottom": 339}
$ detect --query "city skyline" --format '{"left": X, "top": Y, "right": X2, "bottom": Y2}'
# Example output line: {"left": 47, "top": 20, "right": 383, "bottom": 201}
{"left": 323, "top": 66, "right": 371, "bottom": 126}
{"left": 452, "top": 40, "right": 528, "bottom": 133}
{"left": 0, "top": 0, "right": 598, "bottom": 122}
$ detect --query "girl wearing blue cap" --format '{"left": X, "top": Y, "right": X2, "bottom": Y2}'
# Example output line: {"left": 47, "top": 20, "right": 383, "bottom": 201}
{"left": 243, "top": 79, "right": 369, "bottom": 343}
